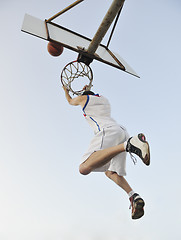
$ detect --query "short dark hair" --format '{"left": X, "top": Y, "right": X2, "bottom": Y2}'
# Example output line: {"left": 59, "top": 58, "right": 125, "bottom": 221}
{"left": 82, "top": 90, "right": 95, "bottom": 95}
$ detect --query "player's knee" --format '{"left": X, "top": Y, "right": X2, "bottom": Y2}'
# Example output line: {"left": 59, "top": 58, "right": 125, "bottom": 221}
{"left": 79, "top": 164, "right": 91, "bottom": 175}
{"left": 105, "top": 170, "right": 115, "bottom": 179}
{"left": 105, "top": 171, "right": 111, "bottom": 178}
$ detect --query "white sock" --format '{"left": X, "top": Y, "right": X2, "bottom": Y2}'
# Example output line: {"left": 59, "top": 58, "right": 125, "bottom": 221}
{"left": 128, "top": 190, "right": 135, "bottom": 198}
{"left": 123, "top": 141, "right": 127, "bottom": 151}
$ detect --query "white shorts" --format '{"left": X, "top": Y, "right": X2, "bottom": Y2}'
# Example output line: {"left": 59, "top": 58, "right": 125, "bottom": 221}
{"left": 81, "top": 125, "right": 129, "bottom": 176}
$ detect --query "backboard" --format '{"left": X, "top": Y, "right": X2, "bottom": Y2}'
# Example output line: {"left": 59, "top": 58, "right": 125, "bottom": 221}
{"left": 21, "top": 14, "right": 139, "bottom": 78}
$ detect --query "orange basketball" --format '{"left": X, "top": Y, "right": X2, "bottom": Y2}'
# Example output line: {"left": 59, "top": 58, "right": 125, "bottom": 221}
{"left": 47, "top": 41, "right": 64, "bottom": 57}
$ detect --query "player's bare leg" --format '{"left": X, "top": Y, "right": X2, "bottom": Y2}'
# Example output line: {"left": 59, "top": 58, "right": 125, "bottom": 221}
{"left": 79, "top": 133, "right": 150, "bottom": 175}
{"left": 79, "top": 143, "right": 125, "bottom": 175}
{"left": 105, "top": 170, "right": 145, "bottom": 220}
{"left": 105, "top": 170, "right": 132, "bottom": 193}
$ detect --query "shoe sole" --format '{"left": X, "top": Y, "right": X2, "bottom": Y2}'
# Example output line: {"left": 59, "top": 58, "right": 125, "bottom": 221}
{"left": 144, "top": 141, "right": 150, "bottom": 166}
{"left": 138, "top": 134, "right": 150, "bottom": 166}
{"left": 132, "top": 199, "right": 145, "bottom": 220}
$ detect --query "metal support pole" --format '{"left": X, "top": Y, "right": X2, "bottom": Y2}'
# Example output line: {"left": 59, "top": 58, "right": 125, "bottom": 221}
{"left": 106, "top": 4, "right": 123, "bottom": 48}
{"left": 87, "top": 0, "right": 125, "bottom": 54}
{"left": 47, "top": 0, "right": 84, "bottom": 22}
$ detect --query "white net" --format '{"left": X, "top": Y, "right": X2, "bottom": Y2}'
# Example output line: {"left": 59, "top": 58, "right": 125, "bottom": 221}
{"left": 61, "top": 61, "right": 93, "bottom": 95}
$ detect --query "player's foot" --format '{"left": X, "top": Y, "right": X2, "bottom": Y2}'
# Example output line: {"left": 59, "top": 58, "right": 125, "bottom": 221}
{"left": 126, "top": 133, "right": 150, "bottom": 166}
{"left": 129, "top": 193, "right": 145, "bottom": 219}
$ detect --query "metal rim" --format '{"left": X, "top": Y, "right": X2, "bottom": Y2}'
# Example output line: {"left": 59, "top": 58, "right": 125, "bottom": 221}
{"left": 61, "top": 60, "right": 93, "bottom": 95}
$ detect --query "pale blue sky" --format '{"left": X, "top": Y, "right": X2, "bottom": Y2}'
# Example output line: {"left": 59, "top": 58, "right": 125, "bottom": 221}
{"left": 0, "top": 0, "right": 181, "bottom": 239}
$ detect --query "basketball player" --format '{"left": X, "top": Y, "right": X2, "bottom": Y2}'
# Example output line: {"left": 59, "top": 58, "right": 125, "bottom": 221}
{"left": 63, "top": 85, "right": 150, "bottom": 220}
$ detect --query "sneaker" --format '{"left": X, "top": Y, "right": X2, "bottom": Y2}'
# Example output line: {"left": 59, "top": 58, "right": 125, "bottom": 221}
{"left": 126, "top": 133, "right": 150, "bottom": 166}
{"left": 129, "top": 193, "right": 145, "bottom": 219}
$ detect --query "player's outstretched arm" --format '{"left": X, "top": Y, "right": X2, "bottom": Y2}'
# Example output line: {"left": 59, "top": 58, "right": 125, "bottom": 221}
{"left": 62, "top": 86, "right": 86, "bottom": 107}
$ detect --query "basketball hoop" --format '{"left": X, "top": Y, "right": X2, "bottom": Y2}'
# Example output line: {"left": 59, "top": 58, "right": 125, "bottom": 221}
{"left": 61, "top": 60, "right": 93, "bottom": 95}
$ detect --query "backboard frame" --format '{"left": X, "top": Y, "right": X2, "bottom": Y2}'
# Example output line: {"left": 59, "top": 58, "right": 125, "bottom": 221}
{"left": 21, "top": 14, "right": 139, "bottom": 78}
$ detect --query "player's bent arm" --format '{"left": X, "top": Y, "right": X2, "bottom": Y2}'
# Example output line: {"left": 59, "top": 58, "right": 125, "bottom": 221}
{"left": 68, "top": 96, "right": 85, "bottom": 106}
{"left": 63, "top": 86, "right": 86, "bottom": 106}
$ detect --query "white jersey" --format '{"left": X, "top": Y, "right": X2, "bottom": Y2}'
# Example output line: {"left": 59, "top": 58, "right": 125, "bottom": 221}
{"left": 82, "top": 95, "right": 119, "bottom": 133}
